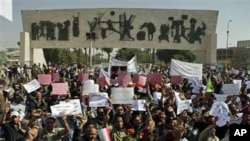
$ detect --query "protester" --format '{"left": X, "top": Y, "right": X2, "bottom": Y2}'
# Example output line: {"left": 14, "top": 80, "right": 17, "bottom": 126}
{"left": 0, "top": 61, "right": 249, "bottom": 141}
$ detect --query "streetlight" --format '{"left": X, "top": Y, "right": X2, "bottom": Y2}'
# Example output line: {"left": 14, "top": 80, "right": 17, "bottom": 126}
{"left": 86, "top": 32, "right": 96, "bottom": 67}
{"left": 226, "top": 20, "right": 232, "bottom": 66}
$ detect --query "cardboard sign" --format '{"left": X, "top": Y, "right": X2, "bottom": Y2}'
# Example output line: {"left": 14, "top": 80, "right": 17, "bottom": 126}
{"left": 170, "top": 75, "right": 182, "bottom": 84}
{"left": 23, "top": 79, "right": 41, "bottom": 93}
{"left": 37, "top": 74, "right": 52, "bottom": 85}
{"left": 133, "top": 74, "right": 147, "bottom": 87}
{"left": 116, "top": 72, "right": 132, "bottom": 87}
{"left": 51, "top": 83, "right": 68, "bottom": 95}
{"left": 52, "top": 73, "right": 60, "bottom": 82}
{"left": 78, "top": 73, "right": 89, "bottom": 82}
{"left": 147, "top": 73, "right": 162, "bottom": 85}
{"left": 111, "top": 87, "right": 134, "bottom": 104}
{"left": 96, "top": 76, "right": 110, "bottom": 88}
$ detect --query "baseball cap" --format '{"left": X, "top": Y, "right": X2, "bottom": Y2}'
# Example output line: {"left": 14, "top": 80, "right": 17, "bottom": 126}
{"left": 10, "top": 111, "right": 20, "bottom": 117}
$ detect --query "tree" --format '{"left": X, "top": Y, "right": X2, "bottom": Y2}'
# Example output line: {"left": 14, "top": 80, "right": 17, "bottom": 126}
{"left": 156, "top": 49, "right": 196, "bottom": 64}
{"left": 115, "top": 48, "right": 149, "bottom": 63}
{"left": 102, "top": 48, "right": 113, "bottom": 61}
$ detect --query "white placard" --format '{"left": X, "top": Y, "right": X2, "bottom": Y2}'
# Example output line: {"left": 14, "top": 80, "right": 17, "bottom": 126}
{"left": 214, "top": 94, "right": 228, "bottom": 102}
{"left": 221, "top": 83, "right": 240, "bottom": 95}
{"left": 89, "top": 92, "right": 109, "bottom": 107}
{"left": 111, "top": 87, "right": 134, "bottom": 104}
{"left": 82, "top": 83, "right": 99, "bottom": 95}
{"left": 50, "top": 102, "right": 79, "bottom": 117}
{"left": 132, "top": 100, "right": 146, "bottom": 111}
{"left": 60, "top": 99, "right": 82, "bottom": 115}
{"left": 177, "top": 99, "right": 192, "bottom": 115}
{"left": 153, "top": 91, "right": 162, "bottom": 105}
{"left": 209, "top": 101, "right": 230, "bottom": 127}
{"left": 23, "top": 79, "right": 41, "bottom": 93}
{"left": 245, "top": 81, "right": 250, "bottom": 89}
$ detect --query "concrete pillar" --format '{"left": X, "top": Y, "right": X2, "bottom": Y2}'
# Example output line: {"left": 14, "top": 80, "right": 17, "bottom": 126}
{"left": 205, "top": 34, "right": 217, "bottom": 64}
{"left": 20, "top": 32, "right": 31, "bottom": 66}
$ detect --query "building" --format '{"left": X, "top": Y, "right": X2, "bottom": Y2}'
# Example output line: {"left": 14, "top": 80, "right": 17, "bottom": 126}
{"left": 217, "top": 40, "right": 250, "bottom": 68}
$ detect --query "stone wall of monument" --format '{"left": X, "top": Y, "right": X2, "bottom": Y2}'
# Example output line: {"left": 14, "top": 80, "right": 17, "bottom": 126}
{"left": 21, "top": 8, "right": 218, "bottom": 64}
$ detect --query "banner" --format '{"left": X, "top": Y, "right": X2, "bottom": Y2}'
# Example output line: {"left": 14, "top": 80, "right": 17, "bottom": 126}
{"left": 0, "top": 0, "right": 12, "bottom": 21}
{"left": 170, "top": 59, "right": 203, "bottom": 80}
{"left": 108, "top": 56, "right": 138, "bottom": 75}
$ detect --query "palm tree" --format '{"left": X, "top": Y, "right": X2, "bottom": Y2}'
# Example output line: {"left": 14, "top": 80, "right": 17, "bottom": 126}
{"left": 101, "top": 48, "right": 113, "bottom": 61}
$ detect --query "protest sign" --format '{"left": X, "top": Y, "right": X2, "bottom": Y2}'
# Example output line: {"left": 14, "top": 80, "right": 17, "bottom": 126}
{"left": 60, "top": 99, "right": 82, "bottom": 115}
{"left": 96, "top": 76, "right": 110, "bottom": 88}
{"left": 82, "top": 82, "right": 99, "bottom": 95}
{"left": 221, "top": 83, "right": 240, "bottom": 95}
{"left": 132, "top": 100, "right": 146, "bottom": 111}
{"left": 170, "top": 59, "right": 203, "bottom": 80}
{"left": 89, "top": 92, "right": 109, "bottom": 107}
{"left": 170, "top": 75, "right": 182, "bottom": 84}
{"left": 209, "top": 101, "right": 230, "bottom": 127}
{"left": 111, "top": 87, "right": 134, "bottom": 104}
{"left": 23, "top": 79, "right": 41, "bottom": 93}
{"left": 78, "top": 73, "right": 89, "bottom": 82}
{"left": 51, "top": 83, "right": 68, "bottom": 95}
{"left": 133, "top": 74, "right": 147, "bottom": 87}
{"left": 147, "top": 73, "right": 162, "bottom": 85}
{"left": 52, "top": 73, "right": 60, "bottom": 82}
{"left": 50, "top": 102, "right": 76, "bottom": 117}
{"left": 37, "top": 74, "right": 52, "bottom": 85}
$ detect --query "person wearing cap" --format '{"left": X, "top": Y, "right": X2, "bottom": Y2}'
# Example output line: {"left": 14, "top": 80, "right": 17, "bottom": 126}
{"left": 0, "top": 103, "right": 28, "bottom": 141}
{"left": 35, "top": 112, "right": 70, "bottom": 141}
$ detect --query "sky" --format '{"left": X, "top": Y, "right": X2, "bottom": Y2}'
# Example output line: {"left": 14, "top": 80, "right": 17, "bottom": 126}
{"left": 0, "top": 0, "right": 250, "bottom": 51}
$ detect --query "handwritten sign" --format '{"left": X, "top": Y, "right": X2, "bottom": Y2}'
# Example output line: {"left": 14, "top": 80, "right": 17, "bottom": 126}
{"left": 51, "top": 83, "right": 68, "bottom": 95}
{"left": 78, "top": 73, "right": 89, "bottom": 82}
{"left": 52, "top": 73, "right": 60, "bottom": 82}
{"left": 96, "top": 76, "right": 110, "bottom": 88}
{"left": 111, "top": 87, "right": 134, "bottom": 104}
{"left": 221, "top": 83, "right": 240, "bottom": 95}
{"left": 60, "top": 99, "right": 82, "bottom": 115}
{"left": 209, "top": 101, "right": 230, "bottom": 127}
{"left": 23, "top": 79, "right": 41, "bottom": 93}
{"left": 133, "top": 74, "right": 147, "bottom": 87}
{"left": 176, "top": 99, "right": 192, "bottom": 115}
{"left": 50, "top": 103, "right": 75, "bottom": 117}
{"left": 37, "top": 74, "right": 52, "bottom": 85}
{"left": 132, "top": 100, "right": 146, "bottom": 111}
{"left": 82, "top": 82, "right": 99, "bottom": 95}
{"left": 89, "top": 92, "right": 109, "bottom": 107}
{"left": 170, "top": 75, "right": 182, "bottom": 84}
{"left": 147, "top": 73, "right": 162, "bottom": 85}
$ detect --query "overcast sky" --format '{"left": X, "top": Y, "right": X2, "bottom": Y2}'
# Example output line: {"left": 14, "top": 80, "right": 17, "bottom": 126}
{"left": 0, "top": 0, "right": 249, "bottom": 50}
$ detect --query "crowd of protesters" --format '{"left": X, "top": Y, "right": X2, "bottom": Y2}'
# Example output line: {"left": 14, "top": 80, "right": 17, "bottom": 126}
{"left": 0, "top": 62, "right": 249, "bottom": 141}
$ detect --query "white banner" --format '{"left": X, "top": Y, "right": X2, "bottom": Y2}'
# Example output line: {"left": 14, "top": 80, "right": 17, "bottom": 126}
{"left": 111, "top": 87, "right": 134, "bottom": 104}
{"left": 89, "top": 92, "right": 109, "bottom": 107}
{"left": 0, "top": 0, "right": 12, "bottom": 21}
{"left": 23, "top": 79, "right": 41, "bottom": 93}
{"left": 108, "top": 56, "right": 138, "bottom": 75}
{"left": 170, "top": 59, "right": 203, "bottom": 80}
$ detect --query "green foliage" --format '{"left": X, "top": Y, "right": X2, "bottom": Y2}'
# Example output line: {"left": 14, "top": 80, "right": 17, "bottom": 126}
{"left": 156, "top": 49, "right": 196, "bottom": 64}
{"left": 43, "top": 48, "right": 87, "bottom": 65}
{"left": 115, "top": 48, "right": 150, "bottom": 63}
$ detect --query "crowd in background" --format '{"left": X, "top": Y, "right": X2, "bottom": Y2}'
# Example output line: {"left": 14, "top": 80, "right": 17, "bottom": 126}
{"left": 0, "top": 62, "right": 249, "bottom": 141}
